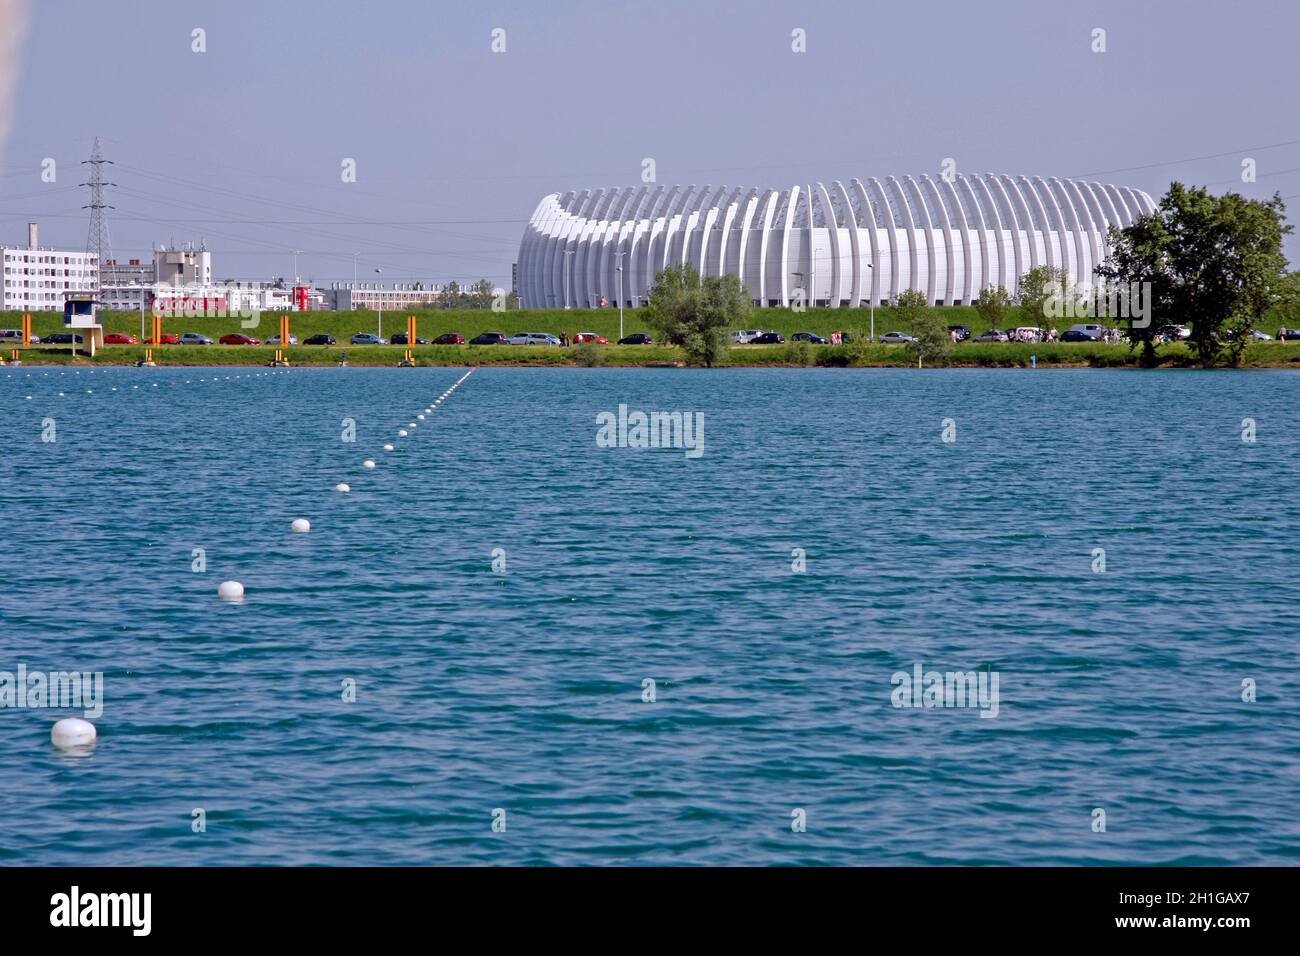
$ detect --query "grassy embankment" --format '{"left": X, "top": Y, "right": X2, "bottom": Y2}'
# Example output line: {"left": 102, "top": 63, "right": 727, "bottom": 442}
{"left": 4, "top": 307, "right": 1299, "bottom": 367}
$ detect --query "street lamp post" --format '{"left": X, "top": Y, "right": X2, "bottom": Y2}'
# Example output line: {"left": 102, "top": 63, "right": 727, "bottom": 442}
{"left": 615, "top": 252, "right": 625, "bottom": 341}
{"left": 867, "top": 262, "right": 875, "bottom": 342}
{"left": 375, "top": 268, "right": 383, "bottom": 339}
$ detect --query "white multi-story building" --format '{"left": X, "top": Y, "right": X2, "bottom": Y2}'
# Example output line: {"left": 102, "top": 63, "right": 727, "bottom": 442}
{"left": 1, "top": 223, "right": 99, "bottom": 311}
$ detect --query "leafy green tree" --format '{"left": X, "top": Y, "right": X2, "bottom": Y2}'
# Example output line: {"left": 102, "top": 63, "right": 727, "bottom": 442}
{"left": 1098, "top": 183, "right": 1291, "bottom": 367}
{"left": 468, "top": 279, "right": 496, "bottom": 308}
{"left": 974, "top": 285, "right": 1011, "bottom": 332}
{"left": 439, "top": 280, "right": 462, "bottom": 309}
{"left": 1016, "top": 266, "right": 1070, "bottom": 333}
{"left": 642, "top": 265, "right": 747, "bottom": 367}
{"left": 894, "top": 288, "right": 950, "bottom": 364}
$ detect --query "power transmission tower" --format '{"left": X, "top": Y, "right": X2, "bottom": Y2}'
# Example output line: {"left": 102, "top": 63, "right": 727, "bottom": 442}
{"left": 81, "top": 136, "right": 115, "bottom": 291}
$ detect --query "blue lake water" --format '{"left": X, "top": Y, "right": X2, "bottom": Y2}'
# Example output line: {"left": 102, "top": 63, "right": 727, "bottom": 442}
{"left": 1, "top": 364, "right": 1298, "bottom": 866}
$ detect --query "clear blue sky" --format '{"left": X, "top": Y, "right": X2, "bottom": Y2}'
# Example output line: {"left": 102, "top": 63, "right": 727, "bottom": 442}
{"left": 2, "top": 0, "right": 1297, "bottom": 284}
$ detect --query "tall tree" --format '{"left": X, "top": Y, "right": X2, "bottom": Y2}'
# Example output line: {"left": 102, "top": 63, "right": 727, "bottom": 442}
{"left": 642, "top": 265, "right": 747, "bottom": 367}
{"left": 1016, "top": 265, "right": 1070, "bottom": 333}
{"left": 1098, "top": 183, "right": 1291, "bottom": 367}
{"left": 894, "top": 288, "right": 950, "bottom": 364}
{"left": 974, "top": 285, "right": 1011, "bottom": 331}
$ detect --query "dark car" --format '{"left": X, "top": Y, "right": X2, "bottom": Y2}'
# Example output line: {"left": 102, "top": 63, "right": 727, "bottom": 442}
{"left": 43, "top": 333, "right": 84, "bottom": 345}
{"left": 304, "top": 334, "right": 337, "bottom": 346}
{"left": 1277, "top": 327, "right": 1300, "bottom": 341}
{"left": 432, "top": 333, "right": 465, "bottom": 345}
{"left": 617, "top": 333, "right": 653, "bottom": 345}
{"left": 948, "top": 324, "right": 971, "bottom": 341}
{"left": 469, "top": 332, "right": 507, "bottom": 345}
{"left": 791, "top": 332, "right": 828, "bottom": 344}
{"left": 752, "top": 332, "right": 785, "bottom": 344}
{"left": 389, "top": 333, "right": 427, "bottom": 345}
{"left": 1060, "top": 330, "right": 1100, "bottom": 342}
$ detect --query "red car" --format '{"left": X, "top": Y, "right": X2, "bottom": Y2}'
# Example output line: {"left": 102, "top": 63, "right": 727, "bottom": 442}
{"left": 219, "top": 333, "right": 261, "bottom": 345}
{"left": 104, "top": 332, "right": 139, "bottom": 345}
{"left": 432, "top": 333, "right": 465, "bottom": 345}
{"left": 159, "top": 333, "right": 180, "bottom": 345}
{"left": 574, "top": 332, "right": 608, "bottom": 344}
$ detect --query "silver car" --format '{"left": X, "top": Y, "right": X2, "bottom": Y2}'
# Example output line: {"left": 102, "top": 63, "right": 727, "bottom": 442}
{"left": 179, "top": 332, "right": 212, "bottom": 345}
{"left": 878, "top": 331, "right": 915, "bottom": 344}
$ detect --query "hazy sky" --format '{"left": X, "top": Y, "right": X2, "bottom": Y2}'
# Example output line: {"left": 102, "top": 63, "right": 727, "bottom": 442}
{"left": 2, "top": 0, "right": 1298, "bottom": 284}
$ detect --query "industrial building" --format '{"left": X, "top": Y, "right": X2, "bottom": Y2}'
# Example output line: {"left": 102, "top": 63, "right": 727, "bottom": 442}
{"left": 516, "top": 174, "right": 1157, "bottom": 309}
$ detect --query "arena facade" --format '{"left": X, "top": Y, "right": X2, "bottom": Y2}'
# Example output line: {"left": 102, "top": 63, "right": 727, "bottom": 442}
{"left": 516, "top": 174, "right": 1156, "bottom": 309}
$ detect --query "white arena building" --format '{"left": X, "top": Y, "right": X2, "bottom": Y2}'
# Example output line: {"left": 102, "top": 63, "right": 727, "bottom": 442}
{"left": 516, "top": 174, "right": 1156, "bottom": 309}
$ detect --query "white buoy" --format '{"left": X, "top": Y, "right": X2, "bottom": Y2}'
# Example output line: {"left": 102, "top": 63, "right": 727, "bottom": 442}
{"left": 218, "top": 580, "right": 245, "bottom": 601}
{"left": 383, "top": 444, "right": 394, "bottom": 452}
{"left": 408, "top": 423, "right": 417, "bottom": 429}
{"left": 335, "top": 483, "right": 351, "bottom": 493}
{"left": 51, "top": 718, "right": 96, "bottom": 749}
{"left": 397, "top": 429, "right": 408, "bottom": 437}
{"left": 417, "top": 414, "right": 425, "bottom": 420}
{"left": 363, "top": 459, "right": 376, "bottom": 469}
{"left": 291, "top": 518, "right": 311, "bottom": 533}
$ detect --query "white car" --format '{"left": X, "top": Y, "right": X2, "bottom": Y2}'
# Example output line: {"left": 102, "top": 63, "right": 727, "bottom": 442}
{"left": 179, "top": 332, "right": 212, "bottom": 345}
{"left": 1250, "top": 330, "right": 1273, "bottom": 341}
{"left": 731, "top": 329, "right": 764, "bottom": 344}
{"left": 265, "top": 334, "right": 298, "bottom": 345}
{"left": 507, "top": 332, "right": 559, "bottom": 346}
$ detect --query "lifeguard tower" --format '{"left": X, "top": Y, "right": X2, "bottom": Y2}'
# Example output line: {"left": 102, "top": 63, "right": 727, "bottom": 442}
{"left": 63, "top": 293, "right": 105, "bottom": 357}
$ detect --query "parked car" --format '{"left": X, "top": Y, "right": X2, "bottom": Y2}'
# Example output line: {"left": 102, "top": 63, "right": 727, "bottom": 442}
{"left": 752, "top": 331, "right": 785, "bottom": 344}
{"left": 304, "top": 334, "right": 337, "bottom": 346}
{"left": 43, "top": 333, "right": 84, "bottom": 345}
{"left": 179, "top": 332, "right": 212, "bottom": 345}
{"left": 264, "top": 334, "right": 298, "bottom": 346}
{"left": 574, "top": 332, "right": 609, "bottom": 344}
{"left": 948, "top": 325, "right": 971, "bottom": 342}
{"left": 219, "top": 333, "right": 261, "bottom": 345}
{"left": 1250, "top": 330, "right": 1272, "bottom": 341}
{"left": 731, "top": 329, "right": 764, "bottom": 344}
{"left": 1060, "top": 329, "right": 1100, "bottom": 342}
{"left": 431, "top": 333, "right": 465, "bottom": 345}
{"left": 617, "top": 333, "right": 653, "bottom": 345}
{"left": 104, "top": 332, "right": 139, "bottom": 345}
{"left": 389, "top": 333, "right": 428, "bottom": 345}
{"left": 1278, "top": 327, "right": 1300, "bottom": 341}
{"left": 791, "top": 332, "right": 828, "bottom": 344}
{"left": 507, "top": 332, "right": 559, "bottom": 346}
{"left": 1156, "top": 324, "right": 1191, "bottom": 341}
{"left": 159, "top": 333, "right": 180, "bottom": 345}
{"left": 1067, "top": 323, "right": 1105, "bottom": 338}
{"left": 351, "top": 332, "right": 385, "bottom": 345}
{"left": 469, "top": 332, "right": 507, "bottom": 345}
{"left": 878, "top": 331, "right": 915, "bottom": 344}
{"left": 972, "top": 329, "right": 1008, "bottom": 342}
